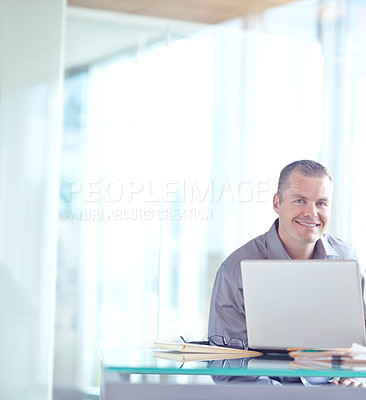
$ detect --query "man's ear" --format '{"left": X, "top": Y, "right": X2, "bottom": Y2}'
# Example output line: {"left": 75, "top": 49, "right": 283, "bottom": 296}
{"left": 273, "top": 193, "right": 280, "bottom": 215}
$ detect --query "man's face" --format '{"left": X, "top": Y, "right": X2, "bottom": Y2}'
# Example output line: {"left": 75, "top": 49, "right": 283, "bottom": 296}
{"left": 273, "top": 171, "right": 333, "bottom": 252}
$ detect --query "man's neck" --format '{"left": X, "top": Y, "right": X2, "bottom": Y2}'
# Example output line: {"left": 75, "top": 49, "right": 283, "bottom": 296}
{"left": 284, "top": 243, "right": 315, "bottom": 260}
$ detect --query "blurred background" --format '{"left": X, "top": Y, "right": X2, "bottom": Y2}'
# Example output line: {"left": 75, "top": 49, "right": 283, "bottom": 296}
{"left": 1, "top": 0, "right": 366, "bottom": 398}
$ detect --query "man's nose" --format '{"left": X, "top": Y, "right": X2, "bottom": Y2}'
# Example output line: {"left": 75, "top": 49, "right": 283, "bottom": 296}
{"left": 304, "top": 202, "right": 317, "bottom": 218}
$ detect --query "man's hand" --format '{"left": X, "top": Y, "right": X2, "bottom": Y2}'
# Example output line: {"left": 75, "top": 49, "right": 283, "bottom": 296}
{"left": 331, "top": 378, "right": 366, "bottom": 388}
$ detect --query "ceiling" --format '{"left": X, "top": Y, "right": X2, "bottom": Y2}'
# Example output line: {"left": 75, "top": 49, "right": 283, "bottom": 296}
{"left": 68, "top": 0, "right": 297, "bottom": 24}
{"left": 64, "top": 6, "right": 206, "bottom": 70}
{"left": 65, "top": 0, "right": 303, "bottom": 71}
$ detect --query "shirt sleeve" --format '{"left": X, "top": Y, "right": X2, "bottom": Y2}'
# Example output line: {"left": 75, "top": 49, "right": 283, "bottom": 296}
{"left": 359, "top": 266, "right": 366, "bottom": 318}
{"left": 208, "top": 262, "right": 247, "bottom": 346}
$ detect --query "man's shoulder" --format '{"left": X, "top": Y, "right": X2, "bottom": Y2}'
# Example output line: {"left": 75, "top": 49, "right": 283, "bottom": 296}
{"left": 222, "top": 232, "right": 269, "bottom": 269}
{"left": 322, "top": 233, "right": 358, "bottom": 259}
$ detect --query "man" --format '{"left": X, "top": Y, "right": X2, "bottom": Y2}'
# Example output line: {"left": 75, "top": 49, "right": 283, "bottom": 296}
{"left": 208, "top": 160, "right": 366, "bottom": 387}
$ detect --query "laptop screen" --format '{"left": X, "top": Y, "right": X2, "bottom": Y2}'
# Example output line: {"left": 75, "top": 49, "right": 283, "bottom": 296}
{"left": 241, "top": 259, "right": 366, "bottom": 351}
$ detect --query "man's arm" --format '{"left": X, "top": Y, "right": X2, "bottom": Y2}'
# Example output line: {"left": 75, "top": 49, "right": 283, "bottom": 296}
{"left": 359, "top": 264, "right": 366, "bottom": 317}
{"left": 208, "top": 263, "right": 285, "bottom": 385}
{"left": 208, "top": 263, "right": 247, "bottom": 345}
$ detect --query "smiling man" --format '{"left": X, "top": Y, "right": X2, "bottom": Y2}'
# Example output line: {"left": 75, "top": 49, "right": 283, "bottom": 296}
{"left": 208, "top": 160, "right": 366, "bottom": 387}
{"left": 273, "top": 162, "right": 333, "bottom": 259}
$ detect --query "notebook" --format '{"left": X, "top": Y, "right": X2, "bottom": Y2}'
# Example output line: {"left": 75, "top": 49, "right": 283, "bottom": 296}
{"left": 240, "top": 259, "right": 366, "bottom": 352}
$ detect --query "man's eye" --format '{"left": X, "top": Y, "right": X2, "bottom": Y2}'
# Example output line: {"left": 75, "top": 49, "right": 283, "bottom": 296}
{"left": 317, "top": 202, "right": 327, "bottom": 207}
{"left": 295, "top": 199, "right": 304, "bottom": 204}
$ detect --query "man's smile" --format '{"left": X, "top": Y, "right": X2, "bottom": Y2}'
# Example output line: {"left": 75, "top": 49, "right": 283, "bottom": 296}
{"left": 295, "top": 220, "right": 321, "bottom": 227}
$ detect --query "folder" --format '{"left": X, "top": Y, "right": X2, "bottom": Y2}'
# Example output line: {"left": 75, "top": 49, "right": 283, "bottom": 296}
{"left": 289, "top": 343, "right": 366, "bottom": 370}
{"left": 153, "top": 341, "right": 262, "bottom": 357}
{"left": 153, "top": 350, "right": 257, "bottom": 362}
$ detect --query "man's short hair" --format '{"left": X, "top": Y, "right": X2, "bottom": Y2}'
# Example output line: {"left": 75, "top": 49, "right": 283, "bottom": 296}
{"left": 277, "top": 160, "right": 332, "bottom": 201}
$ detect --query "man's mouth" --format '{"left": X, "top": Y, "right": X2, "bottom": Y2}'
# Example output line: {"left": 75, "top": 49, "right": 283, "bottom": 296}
{"left": 295, "top": 221, "right": 321, "bottom": 227}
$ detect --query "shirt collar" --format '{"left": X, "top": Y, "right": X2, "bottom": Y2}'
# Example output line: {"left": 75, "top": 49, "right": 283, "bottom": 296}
{"left": 267, "top": 219, "right": 291, "bottom": 259}
{"left": 268, "top": 218, "right": 338, "bottom": 260}
{"left": 315, "top": 235, "right": 339, "bottom": 259}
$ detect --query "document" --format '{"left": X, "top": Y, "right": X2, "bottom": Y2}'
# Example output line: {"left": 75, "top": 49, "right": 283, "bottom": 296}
{"left": 289, "top": 343, "right": 366, "bottom": 370}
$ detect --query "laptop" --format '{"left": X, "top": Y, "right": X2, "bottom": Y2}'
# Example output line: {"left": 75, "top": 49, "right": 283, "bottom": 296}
{"left": 240, "top": 259, "right": 366, "bottom": 352}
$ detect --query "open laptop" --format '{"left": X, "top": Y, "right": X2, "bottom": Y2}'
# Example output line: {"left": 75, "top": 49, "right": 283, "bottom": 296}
{"left": 240, "top": 259, "right": 366, "bottom": 353}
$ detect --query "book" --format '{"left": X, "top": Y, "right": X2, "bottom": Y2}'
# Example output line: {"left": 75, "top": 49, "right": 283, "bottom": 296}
{"left": 153, "top": 341, "right": 262, "bottom": 357}
{"left": 153, "top": 350, "right": 257, "bottom": 362}
{"left": 289, "top": 348, "right": 349, "bottom": 359}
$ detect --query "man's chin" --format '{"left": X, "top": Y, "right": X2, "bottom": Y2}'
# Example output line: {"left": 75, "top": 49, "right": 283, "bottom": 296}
{"left": 295, "top": 224, "right": 324, "bottom": 242}
{"left": 300, "top": 234, "right": 321, "bottom": 244}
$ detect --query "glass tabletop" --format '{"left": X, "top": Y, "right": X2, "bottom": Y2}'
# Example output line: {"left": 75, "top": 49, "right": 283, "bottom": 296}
{"left": 101, "top": 348, "right": 366, "bottom": 378}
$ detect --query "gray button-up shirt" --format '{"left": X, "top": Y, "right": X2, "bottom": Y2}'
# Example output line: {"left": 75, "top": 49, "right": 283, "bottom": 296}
{"left": 208, "top": 218, "right": 366, "bottom": 385}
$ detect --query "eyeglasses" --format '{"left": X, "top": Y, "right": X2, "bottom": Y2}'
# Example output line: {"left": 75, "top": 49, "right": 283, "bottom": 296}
{"left": 180, "top": 335, "right": 245, "bottom": 350}
{"left": 208, "top": 335, "right": 245, "bottom": 350}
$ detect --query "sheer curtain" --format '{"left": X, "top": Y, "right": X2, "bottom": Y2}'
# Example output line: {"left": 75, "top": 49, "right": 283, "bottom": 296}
{"left": 345, "top": 0, "right": 366, "bottom": 267}
{"left": 57, "top": 21, "right": 216, "bottom": 388}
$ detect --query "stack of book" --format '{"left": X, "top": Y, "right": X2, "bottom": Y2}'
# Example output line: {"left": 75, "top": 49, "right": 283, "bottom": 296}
{"left": 153, "top": 341, "right": 262, "bottom": 362}
{"left": 289, "top": 343, "right": 366, "bottom": 371}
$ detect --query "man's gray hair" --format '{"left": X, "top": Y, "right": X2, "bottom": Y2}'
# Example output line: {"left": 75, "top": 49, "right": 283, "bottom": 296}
{"left": 277, "top": 160, "right": 332, "bottom": 201}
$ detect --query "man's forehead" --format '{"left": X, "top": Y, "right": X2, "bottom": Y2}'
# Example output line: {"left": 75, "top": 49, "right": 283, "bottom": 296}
{"left": 285, "top": 187, "right": 331, "bottom": 197}
{"left": 287, "top": 173, "right": 332, "bottom": 185}
{"left": 284, "top": 175, "right": 333, "bottom": 197}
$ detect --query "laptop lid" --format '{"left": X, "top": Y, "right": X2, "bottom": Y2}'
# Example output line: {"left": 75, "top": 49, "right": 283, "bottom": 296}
{"left": 240, "top": 259, "right": 366, "bottom": 352}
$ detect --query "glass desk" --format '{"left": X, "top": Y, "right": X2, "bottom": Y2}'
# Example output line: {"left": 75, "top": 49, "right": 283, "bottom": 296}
{"left": 100, "top": 348, "right": 366, "bottom": 400}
